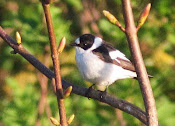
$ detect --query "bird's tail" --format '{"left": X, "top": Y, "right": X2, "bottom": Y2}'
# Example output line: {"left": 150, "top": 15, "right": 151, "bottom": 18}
{"left": 148, "top": 75, "right": 153, "bottom": 78}
{"left": 134, "top": 74, "right": 153, "bottom": 79}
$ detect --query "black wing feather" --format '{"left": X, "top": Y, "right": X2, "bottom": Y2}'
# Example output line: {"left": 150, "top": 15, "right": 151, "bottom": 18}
{"left": 92, "top": 42, "right": 135, "bottom": 72}
{"left": 92, "top": 42, "right": 153, "bottom": 78}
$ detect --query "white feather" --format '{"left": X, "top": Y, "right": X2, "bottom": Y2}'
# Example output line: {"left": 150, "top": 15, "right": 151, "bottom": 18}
{"left": 75, "top": 38, "right": 80, "bottom": 44}
{"left": 75, "top": 46, "right": 136, "bottom": 86}
{"left": 89, "top": 37, "right": 103, "bottom": 51}
{"left": 109, "top": 50, "right": 130, "bottom": 61}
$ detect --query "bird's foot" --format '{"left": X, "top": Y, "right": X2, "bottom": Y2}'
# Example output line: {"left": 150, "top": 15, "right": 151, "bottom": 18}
{"left": 97, "top": 86, "right": 108, "bottom": 99}
{"left": 99, "top": 90, "right": 107, "bottom": 99}
{"left": 85, "top": 84, "right": 95, "bottom": 99}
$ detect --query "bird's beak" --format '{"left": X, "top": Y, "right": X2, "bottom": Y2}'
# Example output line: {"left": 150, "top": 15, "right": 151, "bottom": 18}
{"left": 70, "top": 42, "right": 77, "bottom": 46}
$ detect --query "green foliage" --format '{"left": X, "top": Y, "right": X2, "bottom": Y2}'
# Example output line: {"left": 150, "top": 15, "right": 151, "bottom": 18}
{"left": 0, "top": 0, "right": 175, "bottom": 126}
{"left": 1, "top": 77, "right": 38, "bottom": 126}
{"left": 157, "top": 96, "right": 175, "bottom": 126}
{"left": 1, "top": 2, "right": 72, "bottom": 54}
{"left": 64, "top": 0, "right": 83, "bottom": 11}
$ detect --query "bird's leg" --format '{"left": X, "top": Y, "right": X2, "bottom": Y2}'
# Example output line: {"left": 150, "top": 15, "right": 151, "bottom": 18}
{"left": 100, "top": 86, "right": 108, "bottom": 99}
{"left": 85, "top": 84, "right": 95, "bottom": 99}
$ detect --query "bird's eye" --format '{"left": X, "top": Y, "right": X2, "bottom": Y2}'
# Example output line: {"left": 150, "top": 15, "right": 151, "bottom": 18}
{"left": 84, "top": 43, "right": 87, "bottom": 46}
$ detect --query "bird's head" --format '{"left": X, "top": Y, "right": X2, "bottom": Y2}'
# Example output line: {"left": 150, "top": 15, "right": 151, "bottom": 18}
{"left": 70, "top": 34, "right": 102, "bottom": 51}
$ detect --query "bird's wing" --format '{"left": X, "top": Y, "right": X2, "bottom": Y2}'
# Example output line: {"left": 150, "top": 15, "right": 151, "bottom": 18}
{"left": 109, "top": 50, "right": 136, "bottom": 72}
{"left": 93, "top": 42, "right": 136, "bottom": 72}
{"left": 109, "top": 50, "right": 129, "bottom": 61}
{"left": 92, "top": 42, "right": 116, "bottom": 64}
{"left": 93, "top": 42, "right": 153, "bottom": 77}
{"left": 116, "top": 57, "right": 135, "bottom": 72}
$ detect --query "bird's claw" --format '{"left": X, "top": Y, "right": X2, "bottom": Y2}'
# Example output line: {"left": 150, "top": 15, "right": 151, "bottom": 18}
{"left": 85, "top": 85, "right": 94, "bottom": 99}
{"left": 100, "top": 90, "right": 107, "bottom": 99}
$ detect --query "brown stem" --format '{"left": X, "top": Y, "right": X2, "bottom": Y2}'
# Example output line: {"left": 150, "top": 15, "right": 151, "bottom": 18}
{"left": 81, "top": 0, "right": 101, "bottom": 37}
{"left": 41, "top": 2, "right": 67, "bottom": 126}
{"left": 121, "top": 0, "right": 158, "bottom": 125}
{"left": 115, "top": 109, "right": 126, "bottom": 126}
{"left": 46, "top": 101, "right": 52, "bottom": 120}
{"left": 0, "top": 26, "right": 147, "bottom": 125}
{"left": 35, "top": 72, "right": 48, "bottom": 126}
{"left": 35, "top": 48, "right": 50, "bottom": 126}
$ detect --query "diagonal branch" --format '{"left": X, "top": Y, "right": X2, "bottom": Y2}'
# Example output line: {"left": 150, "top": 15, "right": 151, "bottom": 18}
{"left": 0, "top": 26, "right": 147, "bottom": 125}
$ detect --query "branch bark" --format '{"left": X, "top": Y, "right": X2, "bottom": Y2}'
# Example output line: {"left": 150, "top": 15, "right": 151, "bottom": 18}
{"left": 121, "top": 0, "right": 158, "bottom": 125}
{"left": 0, "top": 26, "right": 148, "bottom": 125}
{"left": 41, "top": 2, "right": 67, "bottom": 126}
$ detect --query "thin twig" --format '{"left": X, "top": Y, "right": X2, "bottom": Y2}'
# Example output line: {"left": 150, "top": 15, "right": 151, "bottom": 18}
{"left": 35, "top": 47, "right": 50, "bottom": 126}
{"left": 81, "top": 0, "right": 101, "bottom": 36}
{"left": 35, "top": 72, "right": 48, "bottom": 126}
{"left": 41, "top": 2, "right": 67, "bottom": 126}
{"left": 0, "top": 26, "right": 148, "bottom": 125}
{"left": 121, "top": 0, "right": 158, "bottom": 125}
{"left": 115, "top": 109, "right": 126, "bottom": 126}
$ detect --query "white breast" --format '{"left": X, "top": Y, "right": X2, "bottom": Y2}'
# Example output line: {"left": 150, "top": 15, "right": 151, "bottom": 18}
{"left": 75, "top": 47, "right": 136, "bottom": 86}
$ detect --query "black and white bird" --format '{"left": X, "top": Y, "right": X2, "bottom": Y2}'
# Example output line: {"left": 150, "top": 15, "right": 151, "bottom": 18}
{"left": 70, "top": 34, "right": 145, "bottom": 92}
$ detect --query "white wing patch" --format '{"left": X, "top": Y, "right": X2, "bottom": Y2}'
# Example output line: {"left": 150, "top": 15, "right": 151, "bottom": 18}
{"left": 109, "top": 50, "right": 130, "bottom": 63}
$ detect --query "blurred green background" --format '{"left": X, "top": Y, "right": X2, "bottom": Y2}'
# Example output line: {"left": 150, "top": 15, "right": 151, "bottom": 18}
{"left": 0, "top": 0, "right": 175, "bottom": 126}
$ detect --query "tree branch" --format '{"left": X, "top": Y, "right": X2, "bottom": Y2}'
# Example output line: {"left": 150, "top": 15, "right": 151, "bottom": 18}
{"left": 0, "top": 26, "right": 147, "bottom": 125}
{"left": 41, "top": 2, "right": 67, "bottom": 125}
{"left": 0, "top": 25, "right": 148, "bottom": 125}
{"left": 121, "top": 0, "right": 158, "bottom": 125}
